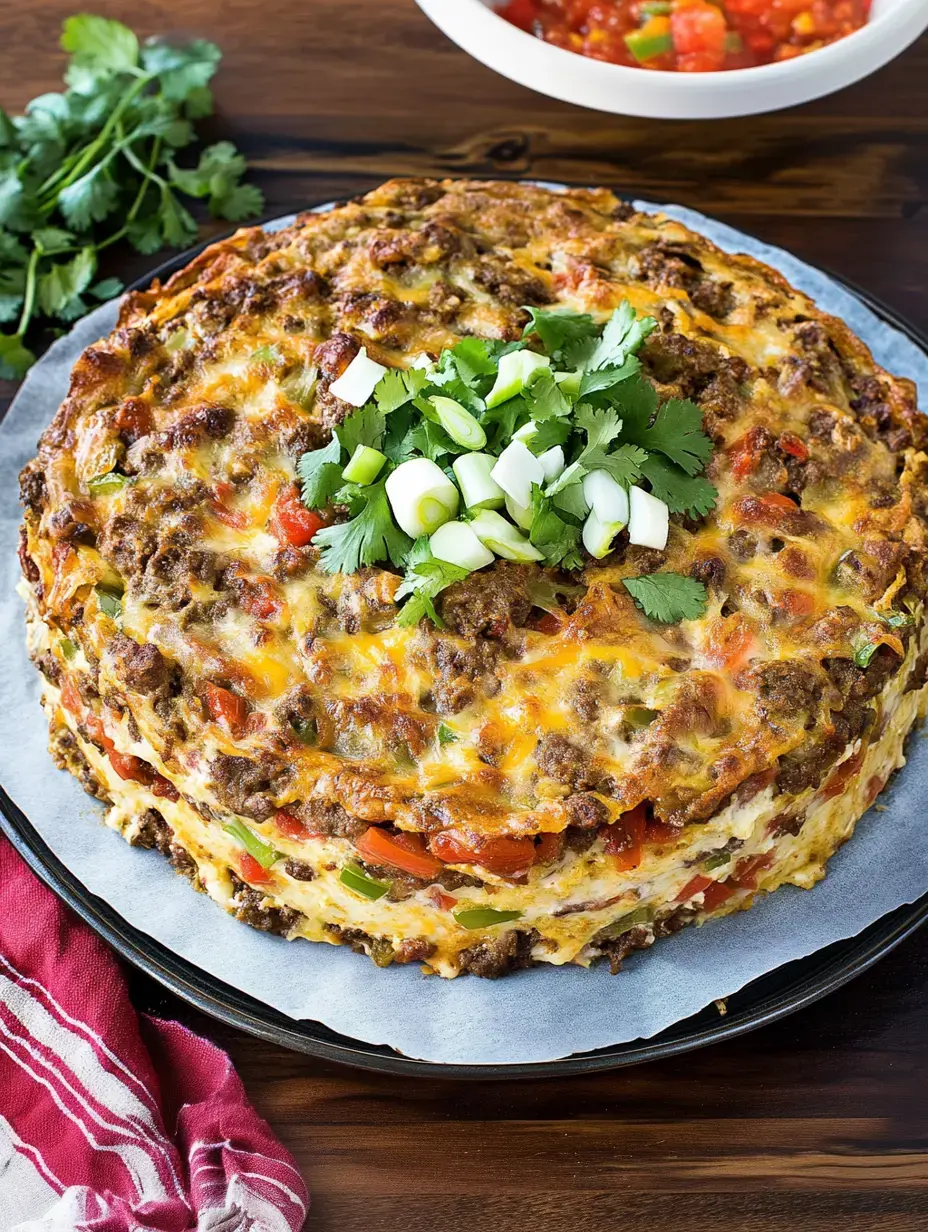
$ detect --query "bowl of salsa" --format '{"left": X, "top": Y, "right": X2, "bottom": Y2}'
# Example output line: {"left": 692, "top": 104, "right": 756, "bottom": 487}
{"left": 415, "top": 0, "right": 927, "bottom": 117}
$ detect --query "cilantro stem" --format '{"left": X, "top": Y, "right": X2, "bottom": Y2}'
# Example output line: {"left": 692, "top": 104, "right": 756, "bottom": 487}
{"left": 120, "top": 138, "right": 168, "bottom": 190}
{"left": 37, "top": 72, "right": 154, "bottom": 203}
{"left": 16, "top": 246, "right": 40, "bottom": 339}
{"left": 96, "top": 138, "right": 161, "bottom": 251}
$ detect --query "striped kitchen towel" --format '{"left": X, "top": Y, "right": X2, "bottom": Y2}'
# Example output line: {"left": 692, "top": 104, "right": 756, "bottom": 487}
{"left": 0, "top": 836, "right": 307, "bottom": 1230}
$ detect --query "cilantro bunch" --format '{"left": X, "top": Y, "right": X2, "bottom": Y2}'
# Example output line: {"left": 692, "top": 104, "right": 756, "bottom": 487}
{"left": 298, "top": 301, "right": 717, "bottom": 626}
{"left": 0, "top": 14, "right": 264, "bottom": 378}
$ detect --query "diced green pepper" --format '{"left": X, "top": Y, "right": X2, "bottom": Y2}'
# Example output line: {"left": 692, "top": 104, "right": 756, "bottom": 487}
{"left": 724, "top": 31, "right": 744, "bottom": 53}
{"left": 437, "top": 723, "right": 457, "bottom": 745}
{"left": 703, "top": 851, "right": 732, "bottom": 871}
{"left": 853, "top": 641, "right": 879, "bottom": 669}
{"left": 640, "top": 1, "right": 672, "bottom": 12}
{"left": 340, "top": 862, "right": 391, "bottom": 900}
{"left": 250, "top": 344, "right": 283, "bottom": 366}
{"left": 453, "top": 907, "right": 524, "bottom": 930}
{"left": 292, "top": 717, "right": 317, "bottom": 746}
{"left": 60, "top": 637, "right": 78, "bottom": 660}
{"left": 88, "top": 472, "right": 132, "bottom": 496}
{"left": 95, "top": 586, "right": 123, "bottom": 620}
{"left": 624, "top": 29, "right": 673, "bottom": 62}
{"left": 597, "top": 904, "right": 656, "bottom": 940}
{"left": 222, "top": 819, "right": 281, "bottom": 870}
{"left": 879, "top": 609, "right": 915, "bottom": 629}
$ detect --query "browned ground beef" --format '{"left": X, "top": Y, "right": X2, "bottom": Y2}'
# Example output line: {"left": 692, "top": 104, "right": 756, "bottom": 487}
{"left": 456, "top": 929, "right": 540, "bottom": 978}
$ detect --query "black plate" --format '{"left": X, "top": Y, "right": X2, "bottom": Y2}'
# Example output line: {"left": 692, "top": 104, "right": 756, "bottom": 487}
{"left": 3, "top": 208, "right": 928, "bottom": 1079}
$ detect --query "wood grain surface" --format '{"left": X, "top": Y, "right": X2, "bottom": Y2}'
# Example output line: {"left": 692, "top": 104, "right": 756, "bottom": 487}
{"left": 2, "top": 2, "right": 927, "bottom": 1227}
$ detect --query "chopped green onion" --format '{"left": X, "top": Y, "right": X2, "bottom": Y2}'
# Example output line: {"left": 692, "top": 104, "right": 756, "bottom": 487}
{"left": 537, "top": 445, "right": 566, "bottom": 483}
{"left": 88, "top": 472, "right": 132, "bottom": 496}
{"left": 429, "top": 396, "right": 487, "bottom": 450}
{"left": 343, "top": 444, "right": 387, "bottom": 485}
{"left": 485, "top": 349, "right": 550, "bottom": 409}
{"left": 597, "top": 904, "right": 655, "bottom": 940}
{"left": 582, "top": 509, "right": 624, "bottom": 559}
{"left": 703, "top": 851, "right": 732, "bottom": 871}
{"left": 453, "top": 907, "right": 524, "bottom": 930}
{"left": 340, "top": 862, "right": 390, "bottom": 900}
{"left": 429, "top": 520, "right": 495, "bottom": 571}
{"left": 223, "top": 819, "right": 281, "bottom": 870}
{"left": 628, "top": 485, "right": 669, "bottom": 550}
{"left": 329, "top": 347, "right": 388, "bottom": 407}
{"left": 281, "top": 365, "right": 319, "bottom": 409}
{"left": 583, "top": 470, "right": 629, "bottom": 526}
{"left": 452, "top": 453, "right": 505, "bottom": 510}
{"left": 60, "top": 637, "right": 78, "bottom": 660}
{"left": 470, "top": 509, "right": 544, "bottom": 563}
{"left": 624, "top": 29, "right": 673, "bottom": 62}
{"left": 438, "top": 723, "right": 457, "bottom": 745}
{"left": 95, "top": 586, "right": 123, "bottom": 620}
{"left": 491, "top": 439, "right": 545, "bottom": 508}
{"left": 385, "top": 457, "right": 459, "bottom": 537}
{"left": 504, "top": 491, "right": 534, "bottom": 532}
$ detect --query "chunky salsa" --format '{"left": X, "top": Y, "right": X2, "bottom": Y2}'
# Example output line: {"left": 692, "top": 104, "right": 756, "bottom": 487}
{"left": 497, "top": 0, "right": 871, "bottom": 72}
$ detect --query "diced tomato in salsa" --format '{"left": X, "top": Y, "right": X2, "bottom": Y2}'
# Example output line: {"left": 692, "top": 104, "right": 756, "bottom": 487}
{"left": 496, "top": 0, "right": 870, "bottom": 71}
{"left": 271, "top": 486, "right": 325, "bottom": 548}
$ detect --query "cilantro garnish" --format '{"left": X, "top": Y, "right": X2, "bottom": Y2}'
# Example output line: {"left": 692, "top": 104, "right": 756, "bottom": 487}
{"left": 313, "top": 481, "right": 412, "bottom": 576}
{"left": 291, "top": 295, "right": 720, "bottom": 627}
{"left": 0, "top": 14, "right": 262, "bottom": 377}
{"left": 623, "top": 573, "right": 708, "bottom": 623}
{"left": 617, "top": 376, "right": 714, "bottom": 475}
{"left": 395, "top": 555, "right": 469, "bottom": 628}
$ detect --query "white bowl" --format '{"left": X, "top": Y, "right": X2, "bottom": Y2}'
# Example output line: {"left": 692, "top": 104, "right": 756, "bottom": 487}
{"left": 415, "top": 0, "right": 928, "bottom": 118}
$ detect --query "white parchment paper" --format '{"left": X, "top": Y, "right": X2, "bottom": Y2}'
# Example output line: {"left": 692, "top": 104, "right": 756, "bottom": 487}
{"left": 1, "top": 203, "right": 927, "bottom": 1066}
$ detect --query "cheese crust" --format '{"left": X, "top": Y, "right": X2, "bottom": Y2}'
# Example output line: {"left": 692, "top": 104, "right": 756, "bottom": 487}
{"left": 18, "top": 178, "right": 928, "bottom": 977}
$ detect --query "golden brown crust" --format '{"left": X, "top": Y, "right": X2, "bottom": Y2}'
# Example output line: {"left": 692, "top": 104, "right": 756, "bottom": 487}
{"left": 18, "top": 177, "right": 928, "bottom": 975}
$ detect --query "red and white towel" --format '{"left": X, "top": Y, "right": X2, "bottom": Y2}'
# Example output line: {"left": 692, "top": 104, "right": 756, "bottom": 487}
{"left": 0, "top": 836, "right": 308, "bottom": 1230}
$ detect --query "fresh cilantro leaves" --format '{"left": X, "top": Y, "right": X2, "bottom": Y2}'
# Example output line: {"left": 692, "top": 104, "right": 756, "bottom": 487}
{"left": 639, "top": 454, "right": 718, "bottom": 518}
{"left": 298, "top": 435, "right": 342, "bottom": 509}
{"left": 529, "top": 487, "right": 584, "bottom": 571}
{"left": 522, "top": 306, "right": 598, "bottom": 360}
{"left": 617, "top": 376, "right": 714, "bottom": 475}
{"left": 0, "top": 15, "right": 262, "bottom": 376}
{"left": 395, "top": 555, "right": 469, "bottom": 627}
{"left": 623, "top": 573, "right": 708, "bottom": 623}
{"left": 313, "top": 482, "right": 412, "bottom": 576}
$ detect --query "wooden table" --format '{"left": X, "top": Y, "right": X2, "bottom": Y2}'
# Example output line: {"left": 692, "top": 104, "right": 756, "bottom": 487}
{"left": 2, "top": 3, "right": 927, "bottom": 1227}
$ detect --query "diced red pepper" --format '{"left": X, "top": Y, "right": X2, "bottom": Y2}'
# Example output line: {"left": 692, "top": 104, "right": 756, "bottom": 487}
{"left": 151, "top": 774, "right": 179, "bottom": 802}
{"left": 534, "top": 832, "right": 564, "bottom": 864}
{"left": 427, "top": 886, "right": 458, "bottom": 912}
{"left": 777, "top": 431, "right": 809, "bottom": 461}
{"left": 430, "top": 830, "right": 537, "bottom": 877}
{"left": 531, "top": 611, "right": 565, "bottom": 636}
{"left": 108, "top": 750, "right": 152, "bottom": 784}
{"left": 732, "top": 851, "right": 775, "bottom": 890}
{"left": 271, "top": 486, "right": 325, "bottom": 548}
{"left": 701, "top": 879, "right": 739, "bottom": 911}
{"left": 203, "top": 684, "right": 249, "bottom": 737}
{"left": 211, "top": 482, "right": 248, "bottom": 530}
{"left": 84, "top": 714, "right": 115, "bottom": 756}
{"left": 357, "top": 827, "right": 444, "bottom": 880}
{"left": 819, "top": 747, "right": 866, "bottom": 800}
{"left": 646, "top": 818, "right": 680, "bottom": 845}
{"left": 60, "top": 677, "right": 83, "bottom": 718}
{"left": 603, "top": 803, "right": 648, "bottom": 871}
{"left": 275, "top": 809, "right": 313, "bottom": 840}
{"left": 237, "top": 576, "right": 283, "bottom": 621}
{"left": 238, "top": 852, "right": 273, "bottom": 886}
{"left": 675, "top": 874, "right": 713, "bottom": 903}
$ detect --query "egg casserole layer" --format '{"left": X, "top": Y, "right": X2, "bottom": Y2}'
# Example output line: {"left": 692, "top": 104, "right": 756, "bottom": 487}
{"left": 19, "top": 178, "right": 928, "bottom": 977}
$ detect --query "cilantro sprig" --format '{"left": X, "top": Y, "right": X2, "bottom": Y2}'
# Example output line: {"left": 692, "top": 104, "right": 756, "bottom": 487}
{"left": 0, "top": 14, "right": 263, "bottom": 378}
{"left": 295, "top": 299, "right": 718, "bottom": 626}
